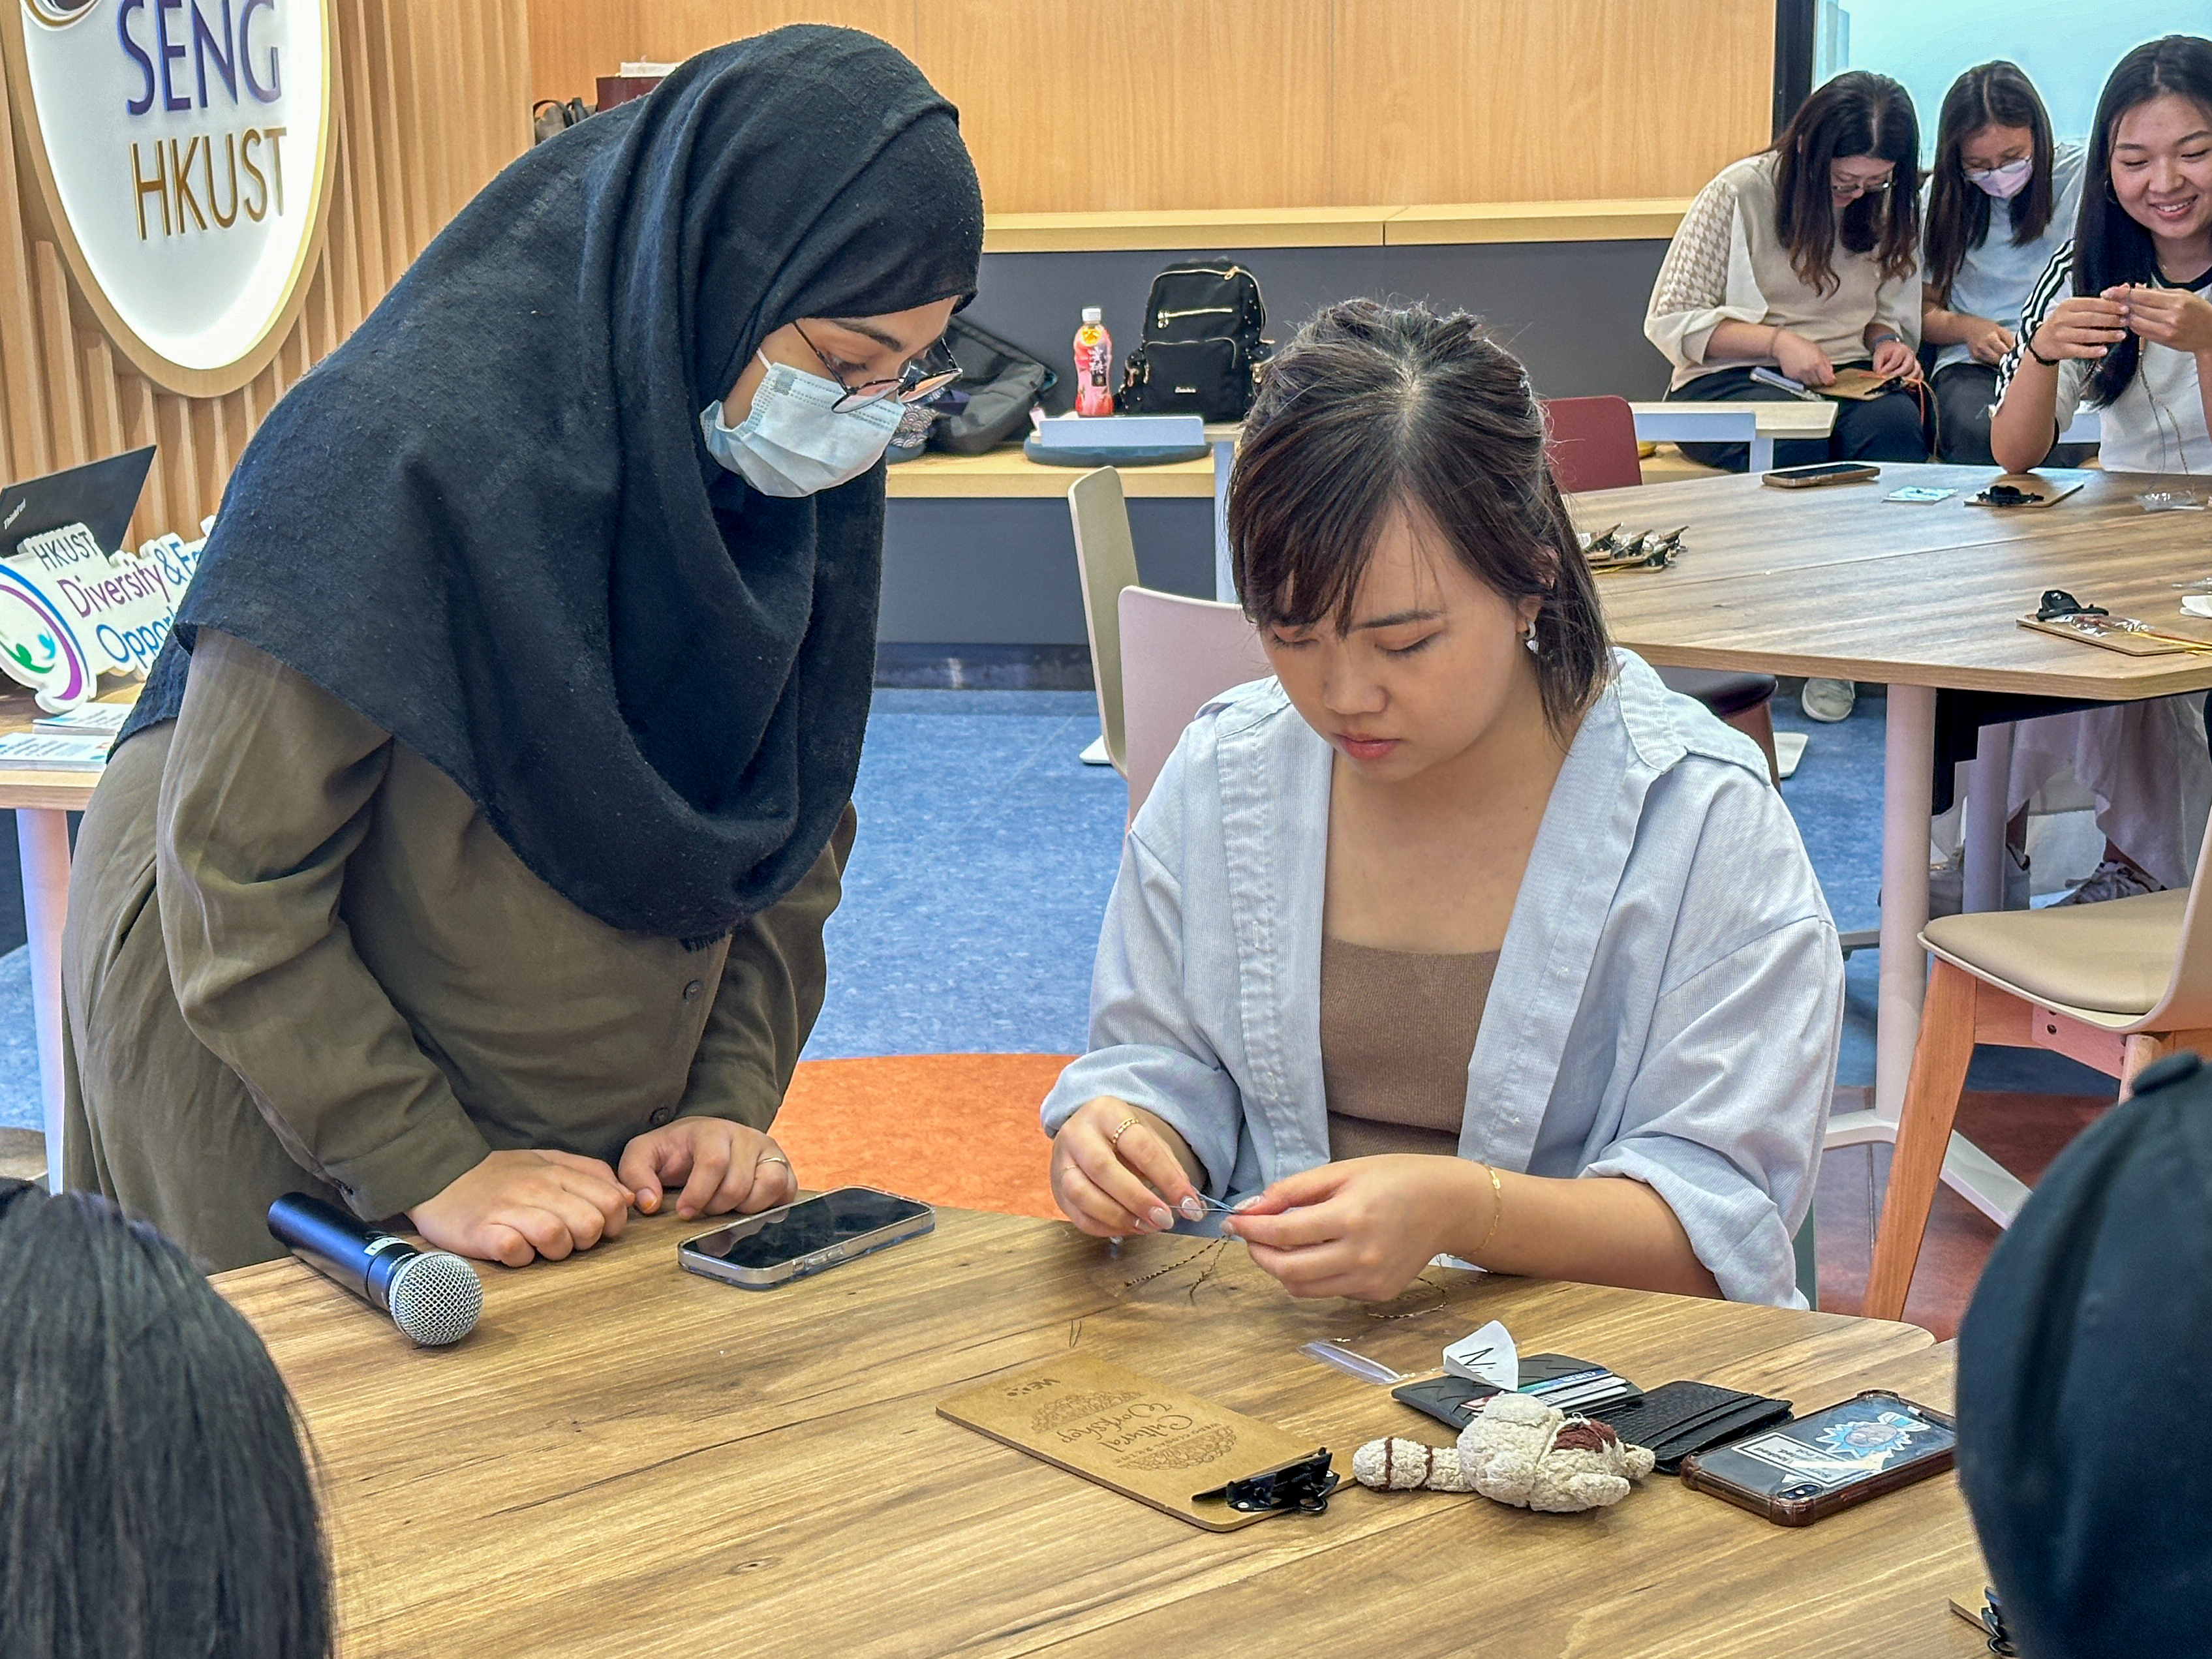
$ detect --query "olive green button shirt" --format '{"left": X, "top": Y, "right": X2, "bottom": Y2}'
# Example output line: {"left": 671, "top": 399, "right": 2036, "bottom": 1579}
{"left": 64, "top": 628, "right": 847, "bottom": 1267}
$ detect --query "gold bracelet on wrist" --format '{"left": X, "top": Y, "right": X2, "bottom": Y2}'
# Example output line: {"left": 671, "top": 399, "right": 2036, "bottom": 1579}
{"left": 1474, "top": 1163, "right": 1505, "bottom": 1257}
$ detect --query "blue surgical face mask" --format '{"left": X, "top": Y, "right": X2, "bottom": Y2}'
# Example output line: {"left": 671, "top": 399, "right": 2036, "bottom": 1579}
{"left": 700, "top": 355, "right": 904, "bottom": 497}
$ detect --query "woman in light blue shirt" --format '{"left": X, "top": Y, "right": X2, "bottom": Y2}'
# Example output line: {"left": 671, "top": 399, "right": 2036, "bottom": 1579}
{"left": 1041, "top": 301, "right": 1843, "bottom": 1309}
{"left": 1921, "top": 61, "right": 2085, "bottom": 464}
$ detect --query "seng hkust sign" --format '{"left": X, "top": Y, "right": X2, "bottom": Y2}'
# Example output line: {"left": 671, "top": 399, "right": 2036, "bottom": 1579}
{"left": 2, "top": 0, "right": 337, "bottom": 395}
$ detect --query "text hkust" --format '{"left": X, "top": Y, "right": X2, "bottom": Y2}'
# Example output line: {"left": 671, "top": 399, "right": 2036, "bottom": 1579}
{"left": 115, "top": 0, "right": 290, "bottom": 242}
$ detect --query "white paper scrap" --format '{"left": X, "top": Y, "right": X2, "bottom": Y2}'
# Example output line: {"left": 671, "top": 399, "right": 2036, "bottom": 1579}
{"left": 1441, "top": 1319, "right": 1518, "bottom": 1390}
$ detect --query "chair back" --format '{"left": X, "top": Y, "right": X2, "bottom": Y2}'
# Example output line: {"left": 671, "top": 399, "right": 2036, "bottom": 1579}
{"left": 2142, "top": 814, "right": 2212, "bottom": 1031}
{"left": 1118, "top": 586, "right": 1272, "bottom": 819}
{"left": 1541, "top": 395, "right": 1643, "bottom": 494}
{"left": 1068, "top": 468, "right": 1139, "bottom": 776}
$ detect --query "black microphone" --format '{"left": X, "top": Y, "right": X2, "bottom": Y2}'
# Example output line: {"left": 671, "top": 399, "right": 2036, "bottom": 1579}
{"left": 267, "top": 1193, "right": 483, "bottom": 1346}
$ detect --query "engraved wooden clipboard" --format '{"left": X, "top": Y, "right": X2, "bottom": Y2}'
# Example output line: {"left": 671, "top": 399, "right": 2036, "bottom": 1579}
{"left": 938, "top": 1354, "right": 1334, "bottom": 1532}
{"left": 2017, "top": 614, "right": 2198, "bottom": 656}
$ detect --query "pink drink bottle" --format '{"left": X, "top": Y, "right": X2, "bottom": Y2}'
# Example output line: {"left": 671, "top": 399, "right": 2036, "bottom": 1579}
{"left": 1073, "top": 307, "right": 1113, "bottom": 417}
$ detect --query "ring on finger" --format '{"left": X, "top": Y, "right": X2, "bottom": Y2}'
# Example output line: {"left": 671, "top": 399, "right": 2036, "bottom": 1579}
{"left": 1108, "top": 1114, "right": 1141, "bottom": 1149}
{"left": 755, "top": 1152, "right": 791, "bottom": 1171}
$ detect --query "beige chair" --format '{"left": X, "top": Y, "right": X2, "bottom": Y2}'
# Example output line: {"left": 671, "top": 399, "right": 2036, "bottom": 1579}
{"left": 1069, "top": 467, "right": 1139, "bottom": 775}
{"left": 1864, "top": 866, "right": 2212, "bottom": 1320}
{"left": 1118, "top": 586, "right": 1270, "bottom": 819}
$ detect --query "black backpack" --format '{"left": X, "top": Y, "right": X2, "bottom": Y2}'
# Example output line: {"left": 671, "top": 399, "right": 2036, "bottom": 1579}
{"left": 926, "top": 316, "right": 1057, "bottom": 455}
{"left": 1116, "top": 260, "right": 1272, "bottom": 421}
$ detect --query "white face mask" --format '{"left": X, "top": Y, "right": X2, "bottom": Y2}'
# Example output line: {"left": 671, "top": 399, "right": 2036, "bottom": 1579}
{"left": 1965, "top": 157, "right": 2033, "bottom": 201}
{"left": 700, "top": 355, "right": 904, "bottom": 497}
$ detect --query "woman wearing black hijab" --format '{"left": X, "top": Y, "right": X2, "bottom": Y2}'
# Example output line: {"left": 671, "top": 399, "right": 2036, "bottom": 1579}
{"left": 57, "top": 26, "right": 985, "bottom": 1274}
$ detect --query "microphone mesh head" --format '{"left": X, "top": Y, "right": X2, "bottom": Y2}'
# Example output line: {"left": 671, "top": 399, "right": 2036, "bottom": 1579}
{"left": 388, "top": 1252, "right": 484, "bottom": 1346}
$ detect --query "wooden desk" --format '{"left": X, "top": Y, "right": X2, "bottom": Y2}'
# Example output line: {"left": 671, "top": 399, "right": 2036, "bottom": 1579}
{"left": 219, "top": 1208, "right": 1983, "bottom": 1658}
{"left": 1572, "top": 463, "right": 2212, "bottom": 1225}
{"left": 0, "top": 684, "right": 116, "bottom": 1187}
{"left": 1625, "top": 400, "right": 1838, "bottom": 474}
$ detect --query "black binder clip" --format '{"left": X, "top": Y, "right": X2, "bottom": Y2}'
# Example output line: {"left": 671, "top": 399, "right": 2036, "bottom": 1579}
{"left": 2036, "top": 588, "right": 2108, "bottom": 622}
{"left": 1196, "top": 1447, "right": 1341, "bottom": 1515}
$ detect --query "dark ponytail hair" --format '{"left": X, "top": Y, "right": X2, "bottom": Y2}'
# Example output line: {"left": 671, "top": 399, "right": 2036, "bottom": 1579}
{"left": 0, "top": 1180, "right": 331, "bottom": 1659}
{"left": 1925, "top": 61, "right": 2059, "bottom": 303}
{"left": 1228, "top": 299, "right": 1610, "bottom": 738}
{"left": 1772, "top": 70, "right": 1922, "bottom": 294}
{"left": 2077, "top": 35, "right": 2212, "bottom": 406}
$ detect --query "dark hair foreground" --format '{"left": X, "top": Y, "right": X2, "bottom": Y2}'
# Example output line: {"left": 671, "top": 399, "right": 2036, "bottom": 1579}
{"left": 1924, "top": 61, "right": 2059, "bottom": 301}
{"left": 0, "top": 1180, "right": 330, "bottom": 1658}
{"left": 1226, "top": 299, "right": 1610, "bottom": 734}
{"left": 1958, "top": 1051, "right": 2212, "bottom": 1654}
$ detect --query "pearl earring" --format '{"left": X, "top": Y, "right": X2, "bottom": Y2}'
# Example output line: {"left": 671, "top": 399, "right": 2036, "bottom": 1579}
{"left": 1524, "top": 626, "right": 1540, "bottom": 656}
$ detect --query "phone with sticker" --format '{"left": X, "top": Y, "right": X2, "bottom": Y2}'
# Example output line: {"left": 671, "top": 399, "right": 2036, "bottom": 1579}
{"left": 1678, "top": 1390, "right": 1954, "bottom": 1526}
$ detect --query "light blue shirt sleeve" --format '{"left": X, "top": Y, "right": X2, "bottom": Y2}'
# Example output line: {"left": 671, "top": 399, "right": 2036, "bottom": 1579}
{"left": 1040, "top": 754, "right": 1244, "bottom": 1196}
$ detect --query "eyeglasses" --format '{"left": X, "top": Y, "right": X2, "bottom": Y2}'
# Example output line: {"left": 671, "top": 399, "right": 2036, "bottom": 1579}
{"left": 793, "top": 320, "right": 960, "bottom": 413}
{"left": 1830, "top": 170, "right": 1894, "bottom": 199}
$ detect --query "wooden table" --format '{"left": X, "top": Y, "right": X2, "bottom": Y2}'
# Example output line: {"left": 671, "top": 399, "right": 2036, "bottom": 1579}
{"left": 1573, "top": 462, "right": 2212, "bottom": 1226}
{"left": 219, "top": 1208, "right": 1986, "bottom": 1658}
{"left": 0, "top": 684, "right": 113, "bottom": 1186}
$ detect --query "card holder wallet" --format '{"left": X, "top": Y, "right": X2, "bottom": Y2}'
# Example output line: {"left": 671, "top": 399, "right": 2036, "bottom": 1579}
{"left": 1585, "top": 1381, "right": 1794, "bottom": 1474}
{"left": 1391, "top": 1354, "right": 1644, "bottom": 1433}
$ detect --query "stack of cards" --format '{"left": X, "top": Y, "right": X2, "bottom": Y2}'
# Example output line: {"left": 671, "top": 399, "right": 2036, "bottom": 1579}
{"left": 1516, "top": 1354, "right": 1640, "bottom": 1414}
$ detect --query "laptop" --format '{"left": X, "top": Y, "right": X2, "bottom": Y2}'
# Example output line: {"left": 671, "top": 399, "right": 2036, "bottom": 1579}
{"left": 0, "top": 446, "right": 156, "bottom": 558}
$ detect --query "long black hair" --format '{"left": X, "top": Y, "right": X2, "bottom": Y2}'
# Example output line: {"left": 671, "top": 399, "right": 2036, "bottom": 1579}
{"left": 1924, "top": 62, "right": 2059, "bottom": 302}
{"left": 1772, "top": 70, "right": 1922, "bottom": 295}
{"left": 1229, "top": 300, "right": 1610, "bottom": 737}
{"left": 2076, "top": 35, "right": 2212, "bottom": 406}
{"left": 0, "top": 1180, "right": 331, "bottom": 1658}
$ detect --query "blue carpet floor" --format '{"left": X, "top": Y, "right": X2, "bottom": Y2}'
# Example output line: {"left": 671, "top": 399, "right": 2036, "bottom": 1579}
{"left": 0, "top": 678, "right": 2110, "bottom": 1133}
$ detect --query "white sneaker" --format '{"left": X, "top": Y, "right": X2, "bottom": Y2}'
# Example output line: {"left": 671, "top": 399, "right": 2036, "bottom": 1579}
{"left": 2053, "top": 859, "right": 2161, "bottom": 907}
{"left": 1926, "top": 845, "right": 2031, "bottom": 917}
{"left": 1800, "top": 678, "right": 1856, "bottom": 722}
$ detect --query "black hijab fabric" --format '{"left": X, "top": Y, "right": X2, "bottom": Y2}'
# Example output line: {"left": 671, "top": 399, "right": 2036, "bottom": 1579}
{"left": 123, "top": 26, "right": 983, "bottom": 939}
{"left": 1956, "top": 1050, "right": 2212, "bottom": 1656}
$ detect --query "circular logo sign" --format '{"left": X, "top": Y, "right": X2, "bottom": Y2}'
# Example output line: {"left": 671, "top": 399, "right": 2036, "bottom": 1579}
{"left": 3, "top": 0, "right": 336, "bottom": 395}
{"left": 0, "top": 566, "right": 95, "bottom": 709}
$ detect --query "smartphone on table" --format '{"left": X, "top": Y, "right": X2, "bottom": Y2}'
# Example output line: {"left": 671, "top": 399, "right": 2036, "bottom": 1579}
{"left": 1678, "top": 1390, "right": 1954, "bottom": 1526}
{"left": 1762, "top": 461, "right": 1881, "bottom": 489}
{"left": 678, "top": 1186, "right": 934, "bottom": 1289}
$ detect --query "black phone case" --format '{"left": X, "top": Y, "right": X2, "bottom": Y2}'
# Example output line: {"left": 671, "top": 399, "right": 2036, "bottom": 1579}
{"left": 1678, "top": 1390, "right": 1954, "bottom": 1525}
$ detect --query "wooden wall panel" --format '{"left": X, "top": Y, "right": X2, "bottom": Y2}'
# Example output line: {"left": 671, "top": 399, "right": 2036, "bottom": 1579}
{"left": 917, "top": 0, "right": 1332, "bottom": 215}
{"left": 0, "top": 0, "right": 534, "bottom": 545}
{"left": 1330, "top": 0, "right": 1774, "bottom": 206}
{"left": 529, "top": 0, "right": 1770, "bottom": 214}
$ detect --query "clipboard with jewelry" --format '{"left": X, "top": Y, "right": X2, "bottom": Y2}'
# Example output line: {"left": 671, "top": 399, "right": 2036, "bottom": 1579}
{"left": 2018, "top": 588, "right": 2212, "bottom": 657}
{"left": 1580, "top": 524, "right": 1686, "bottom": 573}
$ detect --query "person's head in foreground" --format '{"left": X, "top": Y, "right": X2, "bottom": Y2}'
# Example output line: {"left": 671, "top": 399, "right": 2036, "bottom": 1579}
{"left": 1958, "top": 1052, "right": 2212, "bottom": 1656}
{"left": 0, "top": 1180, "right": 330, "bottom": 1658}
{"left": 1231, "top": 297, "right": 1610, "bottom": 769}
{"left": 1041, "top": 299, "right": 1840, "bottom": 1310}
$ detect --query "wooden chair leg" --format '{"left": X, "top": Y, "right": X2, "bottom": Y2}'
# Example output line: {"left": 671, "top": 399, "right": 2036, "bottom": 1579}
{"left": 1720, "top": 700, "right": 1780, "bottom": 785}
{"left": 2119, "top": 1033, "right": 2170, "bottom": 1101}
{"left": 1864, "top": 960, "right": 1980, "bottom": 1322}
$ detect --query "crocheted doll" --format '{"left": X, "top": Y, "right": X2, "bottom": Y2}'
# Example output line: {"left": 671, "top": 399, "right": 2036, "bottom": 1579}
{"left": 1351, "top": 1391, "right": 1655, "bottom": 1514}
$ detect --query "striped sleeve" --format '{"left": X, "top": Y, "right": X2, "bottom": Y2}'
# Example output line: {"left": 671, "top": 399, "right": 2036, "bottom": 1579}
{"left": 1993, "top": 241, "right": 2076, "bottom": 406}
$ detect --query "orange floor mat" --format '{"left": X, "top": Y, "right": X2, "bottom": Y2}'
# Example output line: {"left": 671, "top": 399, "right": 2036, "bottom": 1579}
{"left": 772, "top": 1054, "right": 1071, "bottom": 1221}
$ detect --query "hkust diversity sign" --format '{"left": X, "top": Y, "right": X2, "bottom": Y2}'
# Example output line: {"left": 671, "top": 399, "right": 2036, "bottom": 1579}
{"left": 3, "top": 0, "right": 336, "bottom": 393}
{"left": 0, "top": 520, "right": 202, "bottom": 709}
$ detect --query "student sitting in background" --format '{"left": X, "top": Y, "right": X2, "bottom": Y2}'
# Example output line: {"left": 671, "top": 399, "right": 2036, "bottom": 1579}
{"left": 1041, "top": 301, "right": 1843, "bottom": 1310}
{"left": 1920, "top": 61, "right": 2085, "bottom": 465}
{"left": 1646, "top": 70, "right": 1928, "bottom": 723}
{"left": 0, "top": 1180, "right": 330, "bottom": 1658}
{"left": 1986, "top": 34, "right": 2212, "bottom": 904}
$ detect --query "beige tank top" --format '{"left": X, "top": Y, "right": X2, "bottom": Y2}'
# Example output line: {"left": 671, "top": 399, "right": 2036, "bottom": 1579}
{"left": 1321, "top": 937, "right": 1498, "bottom": 1160}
